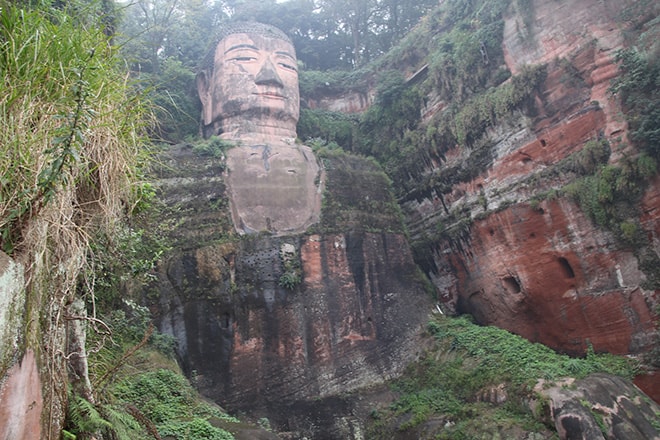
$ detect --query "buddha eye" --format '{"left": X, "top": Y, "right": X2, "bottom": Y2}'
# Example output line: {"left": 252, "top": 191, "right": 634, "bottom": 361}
{"left": 229, "top": 56, "right": 256, "bottom": 62}
{"left": 278, "top": 62, "right": 297, "bottom": 72}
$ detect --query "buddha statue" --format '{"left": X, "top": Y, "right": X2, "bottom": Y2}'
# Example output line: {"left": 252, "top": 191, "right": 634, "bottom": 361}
{"left": 197, "top": 22, "right": 322, "bottom": 235}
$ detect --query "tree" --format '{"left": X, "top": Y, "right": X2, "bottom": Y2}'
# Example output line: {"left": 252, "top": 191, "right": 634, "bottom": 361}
{"left": 318, "top": 0, "right": 377, "bottom": 67}
{"left": 119, "top": 0, "right": 183, "bottom": 75}
{"left": 371, "top": 0, "right": 437, "bottom": 53}
{"left": 118, "top": 0, "right": 228, "bottom": 141}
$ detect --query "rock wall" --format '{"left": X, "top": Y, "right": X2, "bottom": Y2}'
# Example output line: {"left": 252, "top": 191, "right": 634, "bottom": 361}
{"left": 537, "top": 374, "right": 660, "bottom": 440}
{"left": 149, "top": 146, "right": 432, "bottom": 438}
{"left": 384, "top": 0, "right": 660, "bottom": 399}
{"left": 0, "top": 251, "right": 24, "bottom": 373}
{"left": 305, "top": 90, "right": 373, "bottom": 114}
{"left": 0, "top": 252, "right": 43, "bottom": 440}
{"left": 441, "top": 199, "right": 656, "bottom": 356}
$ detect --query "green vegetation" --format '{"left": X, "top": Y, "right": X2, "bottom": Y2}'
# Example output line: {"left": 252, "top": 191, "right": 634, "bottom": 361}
{"left": 356, "top": 70, "right": 424, "bottom": 161}
{"left": 551, "top": 23, "right": 660, "bottom": 272}
{"left": 0, "top": 2, "right": 150, "bottom": 253}
{"left": 298, "top": 109, "right": 359, "bottom": 151}
{"left": 113, "top": 369, "right": 236, "bottom": 439}
{"left": 143, "top": 58, "right": 201, "bottom": 142}
{"left": 278, "top": 245, "right": 303, "bottom": 290}
{"left": 0, "top": 1, "right": 160, "bottom": 435}
{"left": 368, "top": 315, "right": 638, "bottom": 437}
{"left": 298, "top": 69, "right": 369, "bottom": 99}
{"left": 66, "top": 365, "right": 237, "bottom": 440}
{"left": 310, "top": 148, "right": 405, "bottom": 235}
{"left": 610, "top": 45, "right": 660, "bottom": 159}
{"left": 192, "top": 136, "right": 235, "bottom": 158}
{"left": 0, "top": 2, "right": 245, "bottom": 438}
{"left": 563, "top": 155, "right": 655, "bottom": 244}
{"left": 64, "top": 282, "right": 238, "bottom": 439}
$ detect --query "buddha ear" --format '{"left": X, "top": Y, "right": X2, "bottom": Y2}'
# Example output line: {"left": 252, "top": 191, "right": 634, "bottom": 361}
{"left": 196, "top": 71, "right": 211, "bottom": 124}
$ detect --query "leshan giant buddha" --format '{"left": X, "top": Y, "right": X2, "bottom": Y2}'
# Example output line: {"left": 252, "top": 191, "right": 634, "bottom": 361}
{"left": 197, "top": 22, "right": 322, "bottom": 235}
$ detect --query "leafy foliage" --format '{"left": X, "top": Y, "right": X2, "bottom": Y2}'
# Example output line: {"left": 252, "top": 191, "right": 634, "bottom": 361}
{"left": 0, "top": 3, "right": 154, "bottom": 435}
{"left": 427, "top": 317, "right": 637, "bottom": 384}
{"left": 114, "top": 369, "right": 236, "bottom": 440}
{"left": 142, "top": 58, "right": 201, "bottom": 142}
{"left": 0, "top": 2, "right": 151, "bottom": 253}
{"left": 610, "top": 46, "right": 660, "bottom": 159}
{"left": 356, "top": 70, "right": 423, "bottom": 160}
{"left": 369, "top": 316, "right": 638, "bottom": 436}
{"left": 192, "top": 136, "right": 235, "bottom": 158}
{"left": 298, "top": 109, "right": 359, "bottom": 150}
{"left": 563, "top": 153, "right": 656, "bottom": 247}
{"left": 278, "top": 245, "right": 302, "bottom": 290}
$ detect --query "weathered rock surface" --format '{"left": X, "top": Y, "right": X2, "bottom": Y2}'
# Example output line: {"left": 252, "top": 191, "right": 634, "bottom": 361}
{"left": 0, "top": 251, "right": 24, "bottom": 373}
{"left": 0, "top": 350, "right": 43, "bottom": 440}
{"left": 394, "top": 0, "right": 659, "bottom": 397}
{"left": 305, "top": 90, "right": 373, "bottom": 114}
{"left": 441, "top": 199, "right": 657, "bottom": 356}
{"left": 225, "top": 142, "right": 323, "bottom": 235}
{"left": 538, "top": 374, "right": 660, "bottom": 440}
{"left": 149, "top": 146, "right": 432, "bottom": 438}
{"left": 0, "top": 252, "right": 43, "bottom": 440}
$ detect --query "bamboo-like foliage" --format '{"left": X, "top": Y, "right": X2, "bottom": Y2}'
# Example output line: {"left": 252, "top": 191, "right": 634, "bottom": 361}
{"left": 0, "top": 2, "right": 152, "bottom": 437}
{"left": 0, "top": 3, "right": 150, "bottom": 253}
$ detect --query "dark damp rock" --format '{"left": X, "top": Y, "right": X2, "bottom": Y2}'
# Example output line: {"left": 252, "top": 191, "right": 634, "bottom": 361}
{"left": 539, "top": 373, "right": 660, "bottom": 440}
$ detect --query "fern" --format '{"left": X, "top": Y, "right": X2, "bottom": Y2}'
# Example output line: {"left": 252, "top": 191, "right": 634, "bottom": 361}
{"left": 67, "top": 396, "right": 113, "bottom": 436}
{"left": 101, "top": 404, "right": 148, "bottom": 440}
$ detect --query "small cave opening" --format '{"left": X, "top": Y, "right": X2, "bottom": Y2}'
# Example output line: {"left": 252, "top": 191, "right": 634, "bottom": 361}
{"left": 540, "top": 139, "right": 547, "bottom": 147}
{"left": 222, "top": 313, "right": 231, "bottom": 329}
{"left": 502, "top": 276, "right": 521, "bottom": 294}
{"left": 489, "top": 228, "right": 495, "bottom": 236}
{"left": 558, "top": 257, "right": 575, "bottom": 279}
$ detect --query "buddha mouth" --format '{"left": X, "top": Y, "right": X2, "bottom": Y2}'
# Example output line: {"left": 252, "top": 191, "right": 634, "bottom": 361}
{"left": 253, "top": 92, "right": 286, "bottom": 100}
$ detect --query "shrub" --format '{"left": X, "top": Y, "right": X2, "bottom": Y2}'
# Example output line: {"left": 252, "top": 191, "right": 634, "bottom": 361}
{"left": 114, "top": 369, "right": 236, "bottom": 439}
{"left": 374, "top": 316, "right": 638, "bottom": 435}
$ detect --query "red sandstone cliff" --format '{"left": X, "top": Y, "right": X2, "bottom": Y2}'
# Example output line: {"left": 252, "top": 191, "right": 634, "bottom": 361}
{"left": 393, "top": 0, "right": 659, "bottom": 399}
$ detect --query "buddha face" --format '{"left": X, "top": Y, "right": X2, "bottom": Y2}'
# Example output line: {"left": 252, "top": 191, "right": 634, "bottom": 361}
{"left": 198, "top": 32, "right": 300, "bottom": 136}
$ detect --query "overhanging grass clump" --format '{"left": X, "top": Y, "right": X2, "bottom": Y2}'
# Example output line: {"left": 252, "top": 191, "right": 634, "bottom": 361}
{"left": 0, "top": 3, "right": 151, "bottom": 254}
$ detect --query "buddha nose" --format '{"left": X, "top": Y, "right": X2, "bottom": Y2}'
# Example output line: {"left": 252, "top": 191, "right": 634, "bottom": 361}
{"left": 255, "top": 58, "right": 284, "bottom": 87}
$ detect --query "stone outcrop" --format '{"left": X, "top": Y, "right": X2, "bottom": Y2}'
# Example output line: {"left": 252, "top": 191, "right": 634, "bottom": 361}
{"left": 0, "top": 251, "right": 24, "bottom": 373}
{"left": 0, "top": 252, "right": 42, "bottom": 440}
{"left": 305, "top": 90, "right": 373, "bottom": 114}
{"left": 0, "top": 350, "right": 43, "bottom": 440}
{"left": 537, "top": 374, "right": 660, "bottom": 440}
{"left": 440, "top": 199, "right": 657, "bottom": 356}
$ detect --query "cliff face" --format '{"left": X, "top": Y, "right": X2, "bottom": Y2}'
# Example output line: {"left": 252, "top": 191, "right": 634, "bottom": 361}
{"left": 391, "top": 0, "right": 659, "bottom": 397}
{"left": 149, "top": 146, "right": 431, "bottom": 437}
{"left": 442, "top": 200, "right": 656, "bottom": 355}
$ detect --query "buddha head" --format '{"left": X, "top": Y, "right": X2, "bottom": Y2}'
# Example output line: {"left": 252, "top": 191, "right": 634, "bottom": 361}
{"left": 197, "top": 22, "right": 300, "bottom": 140}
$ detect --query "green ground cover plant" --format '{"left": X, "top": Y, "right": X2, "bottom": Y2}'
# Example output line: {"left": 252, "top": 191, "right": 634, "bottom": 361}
{"left": 368, "top": 315, "right": 638, "bottom": 437}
